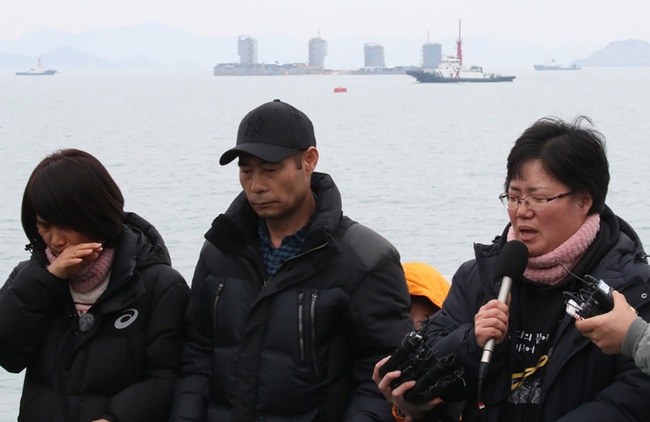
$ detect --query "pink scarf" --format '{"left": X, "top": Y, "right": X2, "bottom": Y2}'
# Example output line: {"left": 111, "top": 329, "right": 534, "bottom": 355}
{"left": 507, "top": 214, "right": 600, "bottom": 285}
{"left": 46, "top": 247, "right": 115, "bottom": 293}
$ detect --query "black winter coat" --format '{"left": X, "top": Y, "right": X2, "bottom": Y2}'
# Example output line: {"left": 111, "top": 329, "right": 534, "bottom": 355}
{"left": 0, "top": 213, "right": 190, "bottom": 422}
{"left": 426, "top": 207, "right": 650, "bottom": 422}
{"left": 170, "top": 172, "right": 413, "bottom": 422}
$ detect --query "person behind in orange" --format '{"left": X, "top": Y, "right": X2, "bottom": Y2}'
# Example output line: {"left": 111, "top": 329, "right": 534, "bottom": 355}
{"left": 391, "top": 263, "right": 454, "bottom": 422}
{"left": 402, "top": 262, "right": 450, "bottom": 325}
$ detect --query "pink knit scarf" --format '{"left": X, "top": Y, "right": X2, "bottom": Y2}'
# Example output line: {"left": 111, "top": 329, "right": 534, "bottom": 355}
{"left": 507, "top": 214, "right": 601, "bottom": 286}
{"left": 46, "top": 247, "right": 115, "bottom": 293}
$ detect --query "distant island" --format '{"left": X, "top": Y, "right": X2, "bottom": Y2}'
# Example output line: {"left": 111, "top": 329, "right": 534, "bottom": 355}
{"left": 574, "top": 39, "right": 650, "bottom": 67}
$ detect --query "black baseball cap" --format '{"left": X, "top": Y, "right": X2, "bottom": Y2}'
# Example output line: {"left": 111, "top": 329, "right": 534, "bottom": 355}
{"left": 219, "top": 99, "right": 317, "bottom": 165}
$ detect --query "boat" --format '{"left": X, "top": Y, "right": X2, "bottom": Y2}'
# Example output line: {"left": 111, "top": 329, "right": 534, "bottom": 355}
{"left": 407, "top": 20, "right": 515, "bottom": 84}
{"left": 333, "top": 86, "right": 348, "bottom": 93}
{"left": 16, "top": 58, "right": 57, "bottom": 76}
{"left": 407, "top": 66, "right": 516, "bottom": 83}
{"left": 533, "top": 60, "right": 581, "bottom": 71}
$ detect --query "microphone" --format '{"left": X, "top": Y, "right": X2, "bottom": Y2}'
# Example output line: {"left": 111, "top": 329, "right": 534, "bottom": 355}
{"left": 480, "top": 240, "right": 529, "bottom": 367}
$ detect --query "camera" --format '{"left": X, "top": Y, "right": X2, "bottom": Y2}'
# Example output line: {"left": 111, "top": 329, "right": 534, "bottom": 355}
{"left": 563, "top": 274, "right": 614, "bottom": 320}
{"left": 379, "top": 319, "right": 467, "bottom": 404}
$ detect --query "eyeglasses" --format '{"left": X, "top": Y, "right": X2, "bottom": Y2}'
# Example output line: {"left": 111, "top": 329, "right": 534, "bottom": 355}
{"left": 499, "top": 192, "right": 573, "bottom": 210}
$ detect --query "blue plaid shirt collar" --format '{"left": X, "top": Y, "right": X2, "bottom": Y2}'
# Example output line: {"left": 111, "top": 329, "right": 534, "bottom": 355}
{"left": 258, "top": 220, "right": 307, "bottom": 277}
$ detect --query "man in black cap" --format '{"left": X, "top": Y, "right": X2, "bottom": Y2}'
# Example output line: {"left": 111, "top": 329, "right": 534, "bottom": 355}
{"left": 170, "top": 99, "right": 412, "bottom": 421}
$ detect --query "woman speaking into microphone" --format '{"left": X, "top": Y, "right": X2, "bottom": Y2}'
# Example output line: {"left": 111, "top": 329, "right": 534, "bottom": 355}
{"left": 374, "top": 116, "right": 650, "bottom": 422}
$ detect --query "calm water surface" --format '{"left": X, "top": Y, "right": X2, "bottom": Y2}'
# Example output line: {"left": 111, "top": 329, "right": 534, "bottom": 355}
{"left": 1, "top": 67, "right": 650, "bottom": 420}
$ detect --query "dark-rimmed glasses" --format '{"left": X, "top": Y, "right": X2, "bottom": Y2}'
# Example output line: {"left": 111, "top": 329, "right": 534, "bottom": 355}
{"left": 499, "top": 192, "right": 573, "bottom": 211}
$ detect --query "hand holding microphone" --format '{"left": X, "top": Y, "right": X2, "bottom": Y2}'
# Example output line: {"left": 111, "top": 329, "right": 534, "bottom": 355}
{"left": 476, "top": 241, "right": 528, "bottom": 411}
{"left": 474, "top": 298, "right": 511, "bottom": 351}
{"left": 479, "top": 241, "right": 529, "bottom": 368}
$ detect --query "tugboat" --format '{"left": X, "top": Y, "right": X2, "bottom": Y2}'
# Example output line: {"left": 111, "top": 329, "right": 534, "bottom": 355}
{"left": 16, "top": 58, "right": 57, "bottom": 76}
{"left": 407, "top": 20, "right": 515, "bottom": 83}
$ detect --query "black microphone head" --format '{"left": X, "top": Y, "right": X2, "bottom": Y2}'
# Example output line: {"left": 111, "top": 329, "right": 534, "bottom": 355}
{"left": 497, "top": 240, "right": 529, "bottom": 279}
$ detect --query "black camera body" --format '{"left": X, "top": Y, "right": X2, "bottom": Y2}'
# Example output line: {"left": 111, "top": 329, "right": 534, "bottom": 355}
{"left": 379, "top": 320, "right": 467, "bottom": 404}
{"left": 563, "top": 274, "right": 614, "bottom": 320}
{"left": 379, "top": 331, "right": 423, "bottom": 376}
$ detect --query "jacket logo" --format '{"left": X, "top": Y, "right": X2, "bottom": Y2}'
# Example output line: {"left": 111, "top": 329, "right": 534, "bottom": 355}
{"left": 114, "top": 309, "right": 139, "bottom": 329}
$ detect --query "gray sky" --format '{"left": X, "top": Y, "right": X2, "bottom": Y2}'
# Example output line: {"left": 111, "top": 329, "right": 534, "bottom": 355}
{"left": 2, "top": 0, "right": 648, "bottom": 48}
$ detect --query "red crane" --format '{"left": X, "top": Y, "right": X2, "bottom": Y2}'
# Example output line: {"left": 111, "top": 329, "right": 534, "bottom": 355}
{"left": 456, "top": 19, "right": 463, "bottom": 67}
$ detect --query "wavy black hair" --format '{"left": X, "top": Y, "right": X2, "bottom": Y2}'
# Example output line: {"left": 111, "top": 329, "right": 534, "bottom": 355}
{"left": 505, "top": 116, "right": 609, "bottom": 214}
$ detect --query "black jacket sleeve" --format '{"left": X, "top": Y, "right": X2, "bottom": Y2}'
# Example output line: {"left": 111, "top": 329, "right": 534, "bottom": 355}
{"left": 0, "top": 260, "right": 70, "bottom": 373}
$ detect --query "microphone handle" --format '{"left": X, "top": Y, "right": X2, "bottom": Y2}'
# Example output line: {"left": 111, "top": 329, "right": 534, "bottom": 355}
{"left": 481, "top": 338, "right": 495, "bottom": 364}
{"left": 481, "top": 276, "right": 513, "bottom": 364}
{"left": 497, "top": 276, "right": 513, "bottom": 303}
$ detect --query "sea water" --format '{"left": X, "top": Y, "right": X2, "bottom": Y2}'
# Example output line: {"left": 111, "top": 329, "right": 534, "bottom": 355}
{"left": 1, "top": 67, "right": 650, "bottom": 419}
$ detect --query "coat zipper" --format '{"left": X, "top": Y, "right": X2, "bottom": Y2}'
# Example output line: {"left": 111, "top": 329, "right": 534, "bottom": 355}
{"left": 281, "top": 241, "right": 328, "bottom": 272}
{"left": 212, "top": 282, "right": 225, "bottom": 333}
{"left": 310, "top": 291, "right": 319, "bottom": 376}
{"left": 298, "top": 290, "right": 320, "bottom": 376}
{"left": 264, "top": 243, "right": 328, "bottom": 287}
{"left": 298, "top": 291, "right": 305, "bottom": 360}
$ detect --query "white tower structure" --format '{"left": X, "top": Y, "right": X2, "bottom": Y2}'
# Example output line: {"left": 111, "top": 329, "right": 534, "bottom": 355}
{"left": 364, "top": 43, "right": 385, "bottom": 68}
{"left": 238, "top": 35, "right": 257, "bottom": 65}
{"left": 308, "top": 36, "right": 328, "bottom": 68}
{"left": 422, "top": 43, "right": 442, "bottom": 68}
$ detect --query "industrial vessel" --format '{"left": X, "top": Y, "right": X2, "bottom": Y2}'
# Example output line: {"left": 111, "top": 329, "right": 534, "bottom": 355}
{"left": 16, "top": 58, "right": 57, "bottom": 76}
{"left": 407, "top": 21, "right": 515, "bottom": 83}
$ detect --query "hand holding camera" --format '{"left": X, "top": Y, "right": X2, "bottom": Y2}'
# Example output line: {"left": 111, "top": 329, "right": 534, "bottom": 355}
{"left": 378, "top": 319, "right": 468, "bottom": 405}
{"left": 574, "top": 289, "right": 638, "bottom": 354}
{"left": 563, "top": 274, "right": 614, "bottom": 320}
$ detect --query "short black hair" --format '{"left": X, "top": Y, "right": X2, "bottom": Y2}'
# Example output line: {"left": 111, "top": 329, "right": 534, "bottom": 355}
{"left": 22, "top": 149, "right": 125, "bottom": 252}
{"left": 505, "top": 116, "right": 609, "bottom": 214}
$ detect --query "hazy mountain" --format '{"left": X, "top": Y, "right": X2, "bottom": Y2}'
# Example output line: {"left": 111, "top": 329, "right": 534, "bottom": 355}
{"left": 575, "top": 39, "right": 650, "bottom": 67}
{"left": 0, "top": 23, "right": 229, "bottom": 70}
{"left": 0, "top": 23, "right": 645, "bottom": 71}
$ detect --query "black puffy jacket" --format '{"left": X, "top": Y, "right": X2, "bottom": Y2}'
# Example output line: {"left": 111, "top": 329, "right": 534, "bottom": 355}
{"left": 170, "top": 172, "right": 412, "bottom": 422}
{"left": 0, "top": 213, "right": 190, "bottom": 422}
{"left": 425, "top": 207, "right": 650, "bottom": 422}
